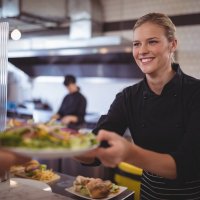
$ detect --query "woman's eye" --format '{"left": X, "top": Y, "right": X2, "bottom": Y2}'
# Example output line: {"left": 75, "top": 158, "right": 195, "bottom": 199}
{"left": 133, "top": 43, "right": 140, "bottom": 47}
{"left": 149, "top": 40, "right": 158, "bottom": 45}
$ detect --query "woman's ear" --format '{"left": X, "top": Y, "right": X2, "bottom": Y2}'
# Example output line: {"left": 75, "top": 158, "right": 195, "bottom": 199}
{"left": 170, "top": 39, "right": 177, "bottom": 52}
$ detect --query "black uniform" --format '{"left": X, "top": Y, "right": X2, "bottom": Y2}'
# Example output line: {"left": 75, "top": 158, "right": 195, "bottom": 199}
{"left": 93, "top": 63, "right": 200, "bottom": 199}
{"left": 57, "top": 91, "right": 86, "bottom": 129}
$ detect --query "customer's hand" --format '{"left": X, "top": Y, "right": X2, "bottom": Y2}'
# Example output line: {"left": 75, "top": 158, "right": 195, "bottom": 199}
{"left": 95, "top": 130, "right": 133, "bottom": 168}
{"left": 0, "top": 149, "right": 31, "bottom": 176}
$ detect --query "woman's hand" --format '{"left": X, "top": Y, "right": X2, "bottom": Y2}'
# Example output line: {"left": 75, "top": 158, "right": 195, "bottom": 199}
{"left": 75, "top": 129, "right": 177, "bottom": 179}
{"left": 95, "top": 130, "right": 134, "bottom": 168}
{"left": 74, "top": 129, "right": 134, "bottom": 167}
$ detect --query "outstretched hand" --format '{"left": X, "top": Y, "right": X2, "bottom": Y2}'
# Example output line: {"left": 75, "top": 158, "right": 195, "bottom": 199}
{"left": 73, "top": 129, "right": 134, "bottom": 167}
{"left": 95, "top": 130, "right": 134, "bottom": 168}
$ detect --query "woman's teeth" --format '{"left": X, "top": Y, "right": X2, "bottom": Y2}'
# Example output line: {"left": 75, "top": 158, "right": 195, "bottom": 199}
{"left": 141, "top": 58, "right": 153, "bottom": 63}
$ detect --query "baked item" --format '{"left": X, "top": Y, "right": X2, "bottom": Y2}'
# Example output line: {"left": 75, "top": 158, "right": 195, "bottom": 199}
{"left": 24, "top": 160, "right": 40, "bottom": 173}
{"left": 73, "top": 175, "right": 119, "bottom": 199}
{"left": 86, "top": 178, "right": 111, "bottom": 198}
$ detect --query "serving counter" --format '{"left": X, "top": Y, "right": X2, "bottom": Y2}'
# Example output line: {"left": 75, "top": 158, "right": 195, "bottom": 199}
{"left": 0, "top": 173, "right": 134, "bottom": 200}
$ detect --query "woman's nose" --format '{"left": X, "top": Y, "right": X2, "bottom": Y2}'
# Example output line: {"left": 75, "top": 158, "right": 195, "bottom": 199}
{"left": 139, "top": 44, "right": 149, "bottom": 54}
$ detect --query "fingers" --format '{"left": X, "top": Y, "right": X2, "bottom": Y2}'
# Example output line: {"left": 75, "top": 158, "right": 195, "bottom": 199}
{"left": 97, "top": 129, "right": 120, "bottom": 143}
{"left": 94, "top": 130, "right": 131, "bottom": 167}
{"left": 96, "top": 147, "right": 123, "bottom": 168}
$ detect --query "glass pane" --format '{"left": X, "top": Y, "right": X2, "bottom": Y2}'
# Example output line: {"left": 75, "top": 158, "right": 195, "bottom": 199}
{"left": 0, "top": 22, "right": 9, "bottom": 131}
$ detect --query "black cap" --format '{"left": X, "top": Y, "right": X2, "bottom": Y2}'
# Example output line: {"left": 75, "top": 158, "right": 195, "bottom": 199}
{"left": 63, "top": 75, "right": 76, "bottom": 86}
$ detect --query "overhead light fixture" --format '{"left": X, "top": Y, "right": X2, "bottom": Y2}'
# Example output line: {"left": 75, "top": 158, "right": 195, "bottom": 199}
{"left": 11, "top": 28, "right": 21, "bottom": 40}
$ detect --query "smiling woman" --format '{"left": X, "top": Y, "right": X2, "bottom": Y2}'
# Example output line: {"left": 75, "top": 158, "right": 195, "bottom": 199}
{"left": 132, "top": 15, "right": 177, "bottom": 95}
{"left": 76, "top": 13, "right": 200, "bottom": 200}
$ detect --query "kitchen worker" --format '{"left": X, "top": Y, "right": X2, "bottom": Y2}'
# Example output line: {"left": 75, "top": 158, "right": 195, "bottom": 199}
{"left": 0, "top": 149, "right": 30, "bottom": 178}
{"left": 76, "top": 13, "right": 200, "bottom": 199}
{"left": 51, "top": 75, "right": 87, "bottom": 130}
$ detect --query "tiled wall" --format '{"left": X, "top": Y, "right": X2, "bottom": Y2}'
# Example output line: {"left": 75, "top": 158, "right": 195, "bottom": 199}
{"left": 101, "top": 0, "right": 200, "bottom": 21}
{"left": 101, "top": 0, "right": 200, "bottom": 78}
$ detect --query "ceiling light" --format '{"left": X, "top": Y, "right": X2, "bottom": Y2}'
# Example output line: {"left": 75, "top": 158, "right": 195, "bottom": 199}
{"left": 11, "top": 29, "right": 21, "bottom": 40}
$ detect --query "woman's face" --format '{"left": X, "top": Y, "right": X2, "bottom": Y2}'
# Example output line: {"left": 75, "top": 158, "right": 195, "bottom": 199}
{"left": 132, "top": 22, "right": 176, "bottom": 76}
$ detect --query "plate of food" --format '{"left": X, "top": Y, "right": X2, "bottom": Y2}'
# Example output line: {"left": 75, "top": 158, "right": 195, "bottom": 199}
{"left": 10, "top": 160, "right": 60, "bottom": 183}
{"left": 65, "top": 175, "right": 127, "bottom": 200}
{"left": 0, "top": 124, "right": 99, "bottom": 159}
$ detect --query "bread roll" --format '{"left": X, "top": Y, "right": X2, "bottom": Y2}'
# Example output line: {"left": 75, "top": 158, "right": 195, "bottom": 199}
{"left": 24, "top": 160, "right": 40, "bottom": 173}
{"left": 86, "top": 179, "right": 110, "bottom": 199}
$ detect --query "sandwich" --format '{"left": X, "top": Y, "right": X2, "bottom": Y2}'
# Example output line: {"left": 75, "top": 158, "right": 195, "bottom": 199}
{"left": 73, "top": 175, "right": 119, "bottom": 199}
{"left": 10, "top": 160, "right": 60, "bottom": 183}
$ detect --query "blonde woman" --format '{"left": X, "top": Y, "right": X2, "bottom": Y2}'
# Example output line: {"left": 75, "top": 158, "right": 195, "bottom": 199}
{"left": 78, "top": 13, "right": 200, "bottom": 199}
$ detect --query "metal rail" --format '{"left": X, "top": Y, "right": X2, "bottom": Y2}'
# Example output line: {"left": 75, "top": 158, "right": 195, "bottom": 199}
{"left": 0, "top": 22, "right": 9, "bottom": 131}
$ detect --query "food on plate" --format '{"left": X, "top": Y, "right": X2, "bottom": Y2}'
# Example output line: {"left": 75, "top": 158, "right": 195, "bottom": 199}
{"left": 73, "top": 175, "right": 120, "bottom": 199}
{"left": 10, "top": 160, "right": 60, "bottom": 183}
{"left": 9, "top": 164, "right": 25, "bottom": 174}
{"left": 0, "top": 123, "right": 98, "bottom": 150}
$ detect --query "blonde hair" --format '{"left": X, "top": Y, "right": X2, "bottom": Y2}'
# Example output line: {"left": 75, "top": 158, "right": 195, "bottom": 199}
{"left": 133, "top": 13, "right": 176, "bottom": 42}
{"left": 133, "top": 13, "right": 177, "bottom": 62}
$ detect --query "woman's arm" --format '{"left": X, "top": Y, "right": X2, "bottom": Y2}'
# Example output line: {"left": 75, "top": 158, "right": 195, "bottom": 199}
{"left": 128, "top": 142, "right": 177, "bottom": 179}
{"left": 96, "top": 130, "right": 177, "bottom": 180}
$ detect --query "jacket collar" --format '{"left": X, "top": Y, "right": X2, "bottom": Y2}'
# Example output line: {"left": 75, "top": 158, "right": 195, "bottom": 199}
{"left": 142, "top": 63, "right": 183, "bottom": 96}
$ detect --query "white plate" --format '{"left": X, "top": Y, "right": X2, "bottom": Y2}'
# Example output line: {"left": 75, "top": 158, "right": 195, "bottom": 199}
{"left": 6, "top": 144, "right": 99, "bottom": 159}
{"left": 65, "top": 186, "right": 127, "bottom": 200}
{"left": 10, "top": 178, "right": 52, "bottom": 192}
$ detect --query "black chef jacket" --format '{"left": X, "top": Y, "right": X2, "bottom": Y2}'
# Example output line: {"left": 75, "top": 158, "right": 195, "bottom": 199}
{"left": 93, "top": 63, "right": 200, "bottom": 183}
{"left": 57, "top": 91, "right": 86, "bottom": 128}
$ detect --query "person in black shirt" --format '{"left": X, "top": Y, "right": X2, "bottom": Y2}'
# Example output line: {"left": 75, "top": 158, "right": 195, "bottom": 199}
{"left": 51, "top": 75, "right": 87, "bottom": 130}
{"left": 77, "top": 13, "right": 200, "bottom": 199}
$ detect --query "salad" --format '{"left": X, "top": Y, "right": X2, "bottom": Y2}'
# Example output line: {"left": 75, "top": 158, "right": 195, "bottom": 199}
{"left": 0, "top": 123, "right": 98, "bottom": 150}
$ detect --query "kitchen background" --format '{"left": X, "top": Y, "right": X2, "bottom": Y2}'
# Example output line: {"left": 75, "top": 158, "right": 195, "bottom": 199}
{"left": 1, "top": 0, "right": 200, "bottom": 178}
{"left": 5, "top": 0, "right": 200, "bottom": 125}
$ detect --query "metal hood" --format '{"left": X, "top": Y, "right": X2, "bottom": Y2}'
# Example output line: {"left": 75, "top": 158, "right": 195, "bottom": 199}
{"left": 8, "top": 0, "right": 132, "bottom": 58}
{"left": 8, "top": 35, "right": 132, "bottom": 58}
{"left": 7, "top": 0, "right": 139, "bottom": 78}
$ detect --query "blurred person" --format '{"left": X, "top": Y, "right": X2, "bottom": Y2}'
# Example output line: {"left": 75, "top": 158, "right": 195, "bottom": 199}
{"left": 51, "top": 75, "right": 87, "bottom": 130}
{"left": 76, "top": 13, "right": 200, "bottom": 199}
